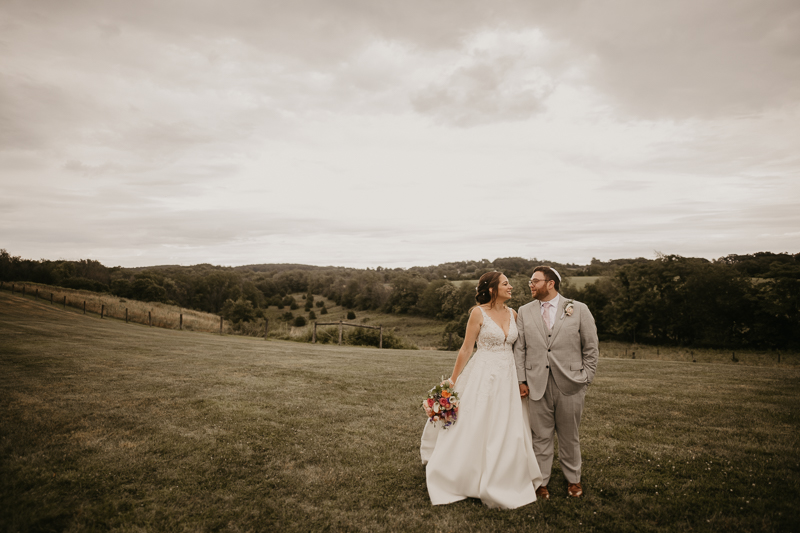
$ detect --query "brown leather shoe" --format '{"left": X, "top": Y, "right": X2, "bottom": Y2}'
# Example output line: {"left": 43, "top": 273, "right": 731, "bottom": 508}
{"left": 567, "top": 482, "right": 583, "bottom": 498}
{"left": 536, "top": 485, "right": 550, "bottom": 500}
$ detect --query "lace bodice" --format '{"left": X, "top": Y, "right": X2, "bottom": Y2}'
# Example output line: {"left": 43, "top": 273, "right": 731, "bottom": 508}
{"left": 476, "top": 307, "right": 517, "bottom": 353}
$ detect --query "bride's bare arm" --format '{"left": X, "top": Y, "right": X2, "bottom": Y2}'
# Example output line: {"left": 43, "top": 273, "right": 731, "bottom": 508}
{"left": 449, "top": 307, "right": 483, "bottom": 384}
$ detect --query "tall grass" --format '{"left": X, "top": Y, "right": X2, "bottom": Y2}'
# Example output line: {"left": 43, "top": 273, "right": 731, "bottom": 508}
{"left": 235, "top": 320, "right": 418, "bottom": 349}
{"left": 0, "top": 281, "right": 228, "bottom": 334}
{"left": 598, "top": 340, "right": 797, "bottom": 367}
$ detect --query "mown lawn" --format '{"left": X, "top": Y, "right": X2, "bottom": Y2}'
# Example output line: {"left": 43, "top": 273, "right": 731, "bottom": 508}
{"left": 1, "top": 291, "right": 799, "bottom": 532}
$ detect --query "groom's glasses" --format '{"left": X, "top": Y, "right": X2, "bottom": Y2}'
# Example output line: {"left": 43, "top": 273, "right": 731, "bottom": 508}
{"left": 529, "top": 278, "right": 546, "bottom": 286}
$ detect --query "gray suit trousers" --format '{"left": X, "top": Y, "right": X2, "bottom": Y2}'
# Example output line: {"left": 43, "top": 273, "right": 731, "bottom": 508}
{"left": 528, "top": 372, "right": 586, "bottom": 485}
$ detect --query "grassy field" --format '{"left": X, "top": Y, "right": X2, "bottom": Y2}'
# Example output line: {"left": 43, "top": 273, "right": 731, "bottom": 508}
{"left": 1, "top": 291, "right": 799, "bottom": 532}
{"left": 260, "top": 294, "right": 445, "bottom": 349}
{"left": 567, "top": 276, "right": 602, "bottom": 290}
{"left": 0, "top": 281, "right": 227, "bottom": 334}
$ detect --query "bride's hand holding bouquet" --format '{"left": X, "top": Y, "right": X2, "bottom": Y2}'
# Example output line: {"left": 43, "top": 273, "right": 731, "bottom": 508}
{"left": 422, "top": 377, "right": 460, "bottom": 429}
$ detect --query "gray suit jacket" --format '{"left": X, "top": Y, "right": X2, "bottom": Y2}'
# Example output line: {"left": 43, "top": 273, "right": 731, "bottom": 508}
{"left": 514, "top": 297, "right": 599, "bottom": 400}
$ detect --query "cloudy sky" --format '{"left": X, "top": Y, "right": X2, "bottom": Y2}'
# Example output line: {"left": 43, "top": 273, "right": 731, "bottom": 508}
{"left": 1, "top": 1, "right": 798, "bottom": 268}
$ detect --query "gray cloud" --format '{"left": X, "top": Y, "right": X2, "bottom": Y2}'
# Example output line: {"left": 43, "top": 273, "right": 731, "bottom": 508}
{"left": 526, "top": 0, "right": 800, "bottom": 119}
{"left": 595, "top": 180, "right": 651, "bottom": 192}
{"left": 411, "top": 52, "right": 554, "bottom": 126}
{"left": 1, "top": 0, "right": 797, "bottom": 268}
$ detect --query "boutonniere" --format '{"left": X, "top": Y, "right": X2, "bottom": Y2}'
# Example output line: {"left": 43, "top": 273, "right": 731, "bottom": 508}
{"left": 562, "top": 300, "right": 575, "bottom": 319}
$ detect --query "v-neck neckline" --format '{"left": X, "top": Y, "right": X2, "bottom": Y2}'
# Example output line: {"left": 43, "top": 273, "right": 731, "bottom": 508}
{"left": 483, "top": 306, "right": 511, "bottom": 341}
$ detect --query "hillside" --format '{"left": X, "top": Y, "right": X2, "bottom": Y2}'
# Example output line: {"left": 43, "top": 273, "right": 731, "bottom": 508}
{"left": 1, "top": 290, "right": 799, "bottom": 531}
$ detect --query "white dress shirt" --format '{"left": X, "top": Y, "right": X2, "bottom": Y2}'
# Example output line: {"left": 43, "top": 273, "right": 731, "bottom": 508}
{"left": 541, "top": 293, "right": 560, "bottom": 330}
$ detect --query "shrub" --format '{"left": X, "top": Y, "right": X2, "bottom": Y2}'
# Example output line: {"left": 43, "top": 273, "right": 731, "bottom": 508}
{"left": 293, "top": 316, "right": 307, "bottom": 327}
{"left": 290, "top": 302, "right": 299, "bottom": 310}
{"left": 345, "top": 327, "right": 417, "bottom": 350}
{"left": 221, "top": 297, "right": 256, "bottom": 323}
{"left": 281, "top": 311, "right": 294, "bottom": 321}
{"left": 315, "top": 300, "right": 324, "bottom": 308}
{"left": 347, "top": 311, "right": 356, "bottom": 320}
{"left": 321, "top": 306, "right": 328, "bottom": 315}
{"left": 308, "top": 310, "right": 316, "bottom": 320}
{"left": 442, "top": 317, "right": 467, "bottom": 350}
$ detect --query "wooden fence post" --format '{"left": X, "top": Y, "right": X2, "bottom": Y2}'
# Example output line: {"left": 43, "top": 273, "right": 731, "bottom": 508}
{"left": 63, "top": 296, "right": 66, "bottom": 309}
{"left": 50, "top": 293, "right": 53, "bottom": 304}
{"left": 83, "top": 301, "right": 86, "bottom": 314}
{"left": 22, "top": 285, "right": 25, "bottom": 297}
{"left": 219, "top": 316, "right": 223, "bottom": 335}
{"left": 149, "top": 311, "right": 152, "bottom": 327}
{"left": 264, "top": 318, "right": 269, "bottom": 340}
{"left": 338, "top": 321, "right": 343, "bottom": 346}
{"left": 101, "top": 304, "right": 104, "bottom": 318}
{"left": 125, "top": 308, "right": 128, "bottom": 323}
{"left": 312, "top": 322, "right": 317, "bottom": 343}
{"left": 179, "top": 313, "right": 183, "bottom": 330}
{"left": 379, "top": 325, "right": 383, "bottom": 349}
{"left": 36, "top": 288, "right": 39, "bottom": 299}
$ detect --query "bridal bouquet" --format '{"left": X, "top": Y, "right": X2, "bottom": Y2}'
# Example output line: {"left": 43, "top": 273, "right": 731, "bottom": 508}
{"left": 423, "top": 379, "right": 460, "bottom": 429}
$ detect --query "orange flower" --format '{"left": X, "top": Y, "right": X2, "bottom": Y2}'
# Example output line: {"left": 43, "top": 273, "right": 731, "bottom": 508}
{"left": 441, "top": 391, "right": 451, "bottom": 398}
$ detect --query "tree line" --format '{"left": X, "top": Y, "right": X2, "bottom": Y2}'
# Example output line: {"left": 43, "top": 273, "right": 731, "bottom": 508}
{"left": 1, "top": 249, "right": 797, "bottom": 349}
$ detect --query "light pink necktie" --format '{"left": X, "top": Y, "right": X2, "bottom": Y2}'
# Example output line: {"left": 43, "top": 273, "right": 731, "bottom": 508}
{"left": 542, "top": 301, "right": 552, "bottom": 330}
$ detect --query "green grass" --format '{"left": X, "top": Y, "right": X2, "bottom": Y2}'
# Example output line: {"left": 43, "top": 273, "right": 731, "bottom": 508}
{"left": 1, "top": 291, "right": 799, "bottom": 532}
{"left": 567, "top": 276, "right": 603, "bottom": 290}
{"left": 598, "top": 341, "right": 798, "bottom": 367}
{"left": 262, "top": 294, "right": 446, "bottom": 348}
{"left": 0, "top": 281, "right": 226, "bottom": 333}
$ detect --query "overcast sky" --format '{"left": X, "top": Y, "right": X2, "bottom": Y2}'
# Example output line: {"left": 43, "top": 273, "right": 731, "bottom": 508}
{"left": 1, "top": 1, "right": 798, "bottom": 268}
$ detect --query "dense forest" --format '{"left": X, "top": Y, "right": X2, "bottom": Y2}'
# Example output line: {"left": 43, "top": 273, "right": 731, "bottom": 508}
{"left": 1, "top": 249, "right": 798, "bottom": 350}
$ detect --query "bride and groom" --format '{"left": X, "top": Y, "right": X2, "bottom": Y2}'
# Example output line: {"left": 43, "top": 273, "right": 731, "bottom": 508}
{"left": 420, "top": 267, "right": 599, "bottom": 509}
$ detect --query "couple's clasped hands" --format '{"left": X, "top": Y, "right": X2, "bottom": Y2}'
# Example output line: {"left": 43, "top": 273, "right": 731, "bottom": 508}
{"left": 519, "top": 383, "right": 529, "bottom": 398}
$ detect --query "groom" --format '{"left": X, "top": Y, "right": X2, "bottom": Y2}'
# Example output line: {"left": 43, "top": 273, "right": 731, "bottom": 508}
{"left": 514, "top": 266, "right": 599, "bottom": 499}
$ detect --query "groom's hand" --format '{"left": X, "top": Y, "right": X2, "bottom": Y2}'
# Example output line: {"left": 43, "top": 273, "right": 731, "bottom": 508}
{"left": 519, "top": 383, "right": 529, "bottom": 398}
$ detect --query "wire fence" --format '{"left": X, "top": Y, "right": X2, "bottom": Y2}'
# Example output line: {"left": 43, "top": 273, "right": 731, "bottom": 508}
{"left": 1, "top": 282, "right": 411, "bottom": 348}
{"left": 0, "top": 281, "right": 231, "bottom": 335}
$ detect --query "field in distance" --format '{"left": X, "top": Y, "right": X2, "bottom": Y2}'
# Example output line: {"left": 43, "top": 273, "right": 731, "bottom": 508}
{"left": 1, "top": 291, "right": 799, "bottom": 532}
{"left": 3, "top": 283, "right": 796, "bottom": 366}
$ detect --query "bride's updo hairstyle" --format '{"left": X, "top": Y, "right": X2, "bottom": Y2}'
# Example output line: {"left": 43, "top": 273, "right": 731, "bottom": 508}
{"left": 475, "top": 271, "right": 504, "bottom": 307}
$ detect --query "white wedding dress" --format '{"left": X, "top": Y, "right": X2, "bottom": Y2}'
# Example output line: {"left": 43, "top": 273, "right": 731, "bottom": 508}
{"left": 421, "top": 307, "right": 543, "bottom": 509}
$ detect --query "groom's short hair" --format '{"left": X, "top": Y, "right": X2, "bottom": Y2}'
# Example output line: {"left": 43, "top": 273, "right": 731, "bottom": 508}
{"left": 533, "top": 266, "right": 560, "bottom": 291}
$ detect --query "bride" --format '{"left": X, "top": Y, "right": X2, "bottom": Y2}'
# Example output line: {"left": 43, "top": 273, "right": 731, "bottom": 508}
{"left": 421, "top": 271, "right": 543, "bottom": 509}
